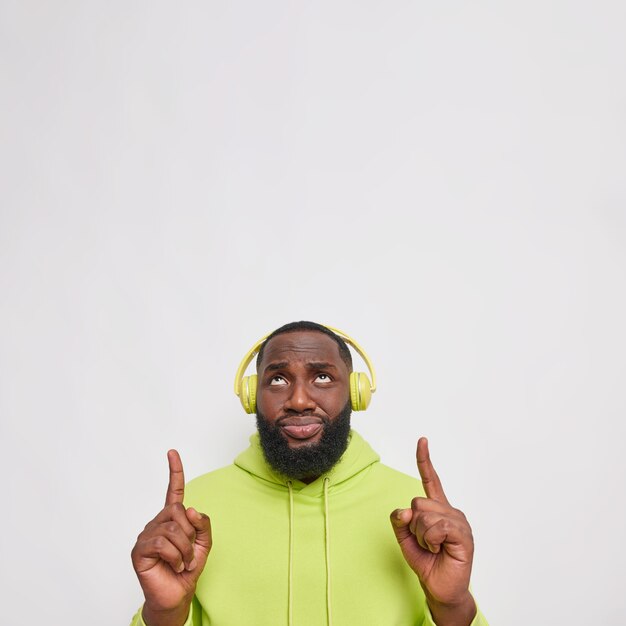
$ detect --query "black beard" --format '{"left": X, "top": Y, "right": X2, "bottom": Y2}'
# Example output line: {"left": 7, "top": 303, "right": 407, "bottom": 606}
{"left": 256, "top": 402, "right": 352, "bottom": 481}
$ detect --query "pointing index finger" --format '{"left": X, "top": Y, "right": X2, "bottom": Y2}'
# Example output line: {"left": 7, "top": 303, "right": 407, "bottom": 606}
{"left": 165, "top": 449, "right": 186, "bottom": 506}
{"left": 416, "top": 437, "right": 449, "bottom": 504}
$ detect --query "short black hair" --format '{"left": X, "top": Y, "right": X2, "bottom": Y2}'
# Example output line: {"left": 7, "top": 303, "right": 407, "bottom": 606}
{"left": 256, "top": 321, "right": 353, "bottom": 371}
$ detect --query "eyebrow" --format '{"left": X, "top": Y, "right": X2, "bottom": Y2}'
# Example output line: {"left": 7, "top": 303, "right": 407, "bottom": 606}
{"left": 307, "top": 362, "right": 337, "bottom": 371}
{"left": 264, "top": 361, "right": 338, "bottom": 372}
{"left": 265, "top": 361, "right": 289, "bottom": 372}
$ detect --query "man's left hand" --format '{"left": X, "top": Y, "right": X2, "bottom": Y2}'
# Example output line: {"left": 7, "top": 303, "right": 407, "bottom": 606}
{"left": 390, "top": 438, "right": 477, "bottom": 626}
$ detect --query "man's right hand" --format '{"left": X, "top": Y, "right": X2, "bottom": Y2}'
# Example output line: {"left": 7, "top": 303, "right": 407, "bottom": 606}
{"left": 131, "top": 450, "right": 212, "bottom": 626}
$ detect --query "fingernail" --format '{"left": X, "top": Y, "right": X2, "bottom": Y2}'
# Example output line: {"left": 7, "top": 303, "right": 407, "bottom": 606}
{"left": 176, "top": 563, "right": 185, "bottom": 573}
{"left": 187, "top": 558, "right": 197, "bottom": 571}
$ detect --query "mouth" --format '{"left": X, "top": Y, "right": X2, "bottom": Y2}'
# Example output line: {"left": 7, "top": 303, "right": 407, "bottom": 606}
{"left": 278, "top": 417, "right": 324, "bottom": 441}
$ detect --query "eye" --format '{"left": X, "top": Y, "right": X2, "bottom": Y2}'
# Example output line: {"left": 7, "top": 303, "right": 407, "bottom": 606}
{"left": 315, "top": 374, "right": 332, "bottom": 383}
{"left": 269, "top": 375, "right": 287, "bottom": 386}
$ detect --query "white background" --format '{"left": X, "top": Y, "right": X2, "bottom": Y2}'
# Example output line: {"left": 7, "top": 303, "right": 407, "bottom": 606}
{"left": 1, "top": 1, "right": 625, "bottom": 624}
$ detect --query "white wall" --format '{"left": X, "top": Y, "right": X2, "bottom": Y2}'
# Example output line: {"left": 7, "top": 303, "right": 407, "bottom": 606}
{"left": 1, "top": 2, "right": 625, "bottom": 624}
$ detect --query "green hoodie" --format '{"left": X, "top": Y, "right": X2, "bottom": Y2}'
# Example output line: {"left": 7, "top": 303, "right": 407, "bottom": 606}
{"left": 131, "top": 431, "right": 488, "bottom": 626}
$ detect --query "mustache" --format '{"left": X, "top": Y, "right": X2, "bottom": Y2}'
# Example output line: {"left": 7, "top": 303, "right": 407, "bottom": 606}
{"left": 275, "top": 413, "right": 329, "bottom": 426}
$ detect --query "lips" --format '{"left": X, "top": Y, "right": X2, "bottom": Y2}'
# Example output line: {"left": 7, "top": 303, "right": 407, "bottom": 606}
{"left": 278, "top": 417, "right": 324, "bottom": 440}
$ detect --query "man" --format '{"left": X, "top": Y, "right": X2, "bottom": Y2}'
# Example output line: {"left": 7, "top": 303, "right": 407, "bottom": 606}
{"left": 130, "top": 322, "right": 488, "bottom": 625}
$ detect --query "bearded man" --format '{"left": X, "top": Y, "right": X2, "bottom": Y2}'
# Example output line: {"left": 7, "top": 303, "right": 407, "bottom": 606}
{"left": 130, "top": 322, "right": 489, "bottom": 626}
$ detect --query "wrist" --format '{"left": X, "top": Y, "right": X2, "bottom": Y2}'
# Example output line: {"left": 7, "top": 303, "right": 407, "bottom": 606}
{"left": 426, "top": 591, "right": 476, "bottom": 626}
{"left": 141, "top": 600, "right": 192, "bottom": 626}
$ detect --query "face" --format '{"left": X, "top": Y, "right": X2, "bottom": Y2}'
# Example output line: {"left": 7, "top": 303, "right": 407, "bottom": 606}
{"left": 255, "top": 330, "right": 352, "bottom": 480}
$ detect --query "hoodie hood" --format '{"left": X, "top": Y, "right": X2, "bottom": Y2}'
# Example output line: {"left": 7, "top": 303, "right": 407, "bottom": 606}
{"left": 234, "top": 429, "right": 380, "bottom": 496}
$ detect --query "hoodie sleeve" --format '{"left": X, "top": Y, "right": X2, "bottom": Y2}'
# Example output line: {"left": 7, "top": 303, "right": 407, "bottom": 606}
{"left": 129, "top": 599, "right": 200, "bottom": 626}
{"left": 421, "top": 599, "right": 489, "bottom": 626}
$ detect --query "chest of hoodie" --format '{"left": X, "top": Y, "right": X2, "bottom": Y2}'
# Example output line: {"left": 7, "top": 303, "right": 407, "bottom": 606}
{"left": 191, "top": 464, "right": 382, "bottom": 586}
{"left": 188, "top": 473, "right": 336, "bottom": 623}
{"left": 188, "top": 464, "right": 421, "bottom": 625}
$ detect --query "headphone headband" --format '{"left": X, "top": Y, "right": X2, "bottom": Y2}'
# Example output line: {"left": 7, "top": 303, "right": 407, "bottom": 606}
{"left": 233, "top": 325, "right": 377, "bottom": 397}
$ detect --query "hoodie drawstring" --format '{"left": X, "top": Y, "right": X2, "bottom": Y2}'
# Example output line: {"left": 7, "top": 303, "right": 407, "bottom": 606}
{"left": 323, "top": 477, "right": 332, "bottom": 626}
{"left": 287, "top": 481, "right": 294, "bottom": 626}
{"left": 286, "top": 478, "right": 332, "bottom": 626}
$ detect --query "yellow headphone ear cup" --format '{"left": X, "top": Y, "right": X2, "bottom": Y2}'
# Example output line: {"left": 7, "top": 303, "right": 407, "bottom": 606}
{"left": 349, "top": 372, "right": 372, "bottom": 411}
{"left": 239, "top": 374, "right": 258, "bottom": 414}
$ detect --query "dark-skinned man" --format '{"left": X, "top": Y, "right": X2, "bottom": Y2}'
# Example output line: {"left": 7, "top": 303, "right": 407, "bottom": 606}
{"left": 131, "top": 321, "right": 488, "bottom": 626}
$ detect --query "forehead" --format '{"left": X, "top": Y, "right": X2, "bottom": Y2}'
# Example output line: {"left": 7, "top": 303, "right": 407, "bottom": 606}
{"left": 258, "top": 331, "right": 344, "bottom": 369}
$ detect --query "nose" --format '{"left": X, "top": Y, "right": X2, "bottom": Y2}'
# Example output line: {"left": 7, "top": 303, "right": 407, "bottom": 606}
{"left": 283, "top": 380, "right": 316, "bottom": 413}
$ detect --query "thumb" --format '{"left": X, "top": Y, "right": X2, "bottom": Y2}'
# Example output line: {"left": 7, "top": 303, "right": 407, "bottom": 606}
{"left": 186, "top": 507, "right": 212, "bottom": 557}
{"left": 390, "top": 507, "right": 433, "bottom": 581}
{"left": 389, "top": 508, "right": 413, "bottom": 543}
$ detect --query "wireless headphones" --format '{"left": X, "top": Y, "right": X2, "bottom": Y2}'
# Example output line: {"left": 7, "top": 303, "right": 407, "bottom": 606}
{"left": 233, "top": 325, "right": 377, "bottom": 414}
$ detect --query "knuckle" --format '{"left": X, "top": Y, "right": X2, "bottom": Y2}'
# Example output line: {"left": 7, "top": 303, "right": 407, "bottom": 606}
{"left": 165, "top": 521, "right": 180, "bottom": 535}
{"left": 133, "top": 532, "right": 148, "bottom": 547}
{"left": 454, "top": 507, "right": 467, "bottom": 520}
{"left": 439, "top": 519, "right": 452, "bottom": 533}
{"left": 419, "top": 511, "right": 434, "bottom": 527}
{"left": 171, "top": 502, "right": 186, "bottom": 515}
{"left": 153, "top": 536, "right": 166, "bottom": 551}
